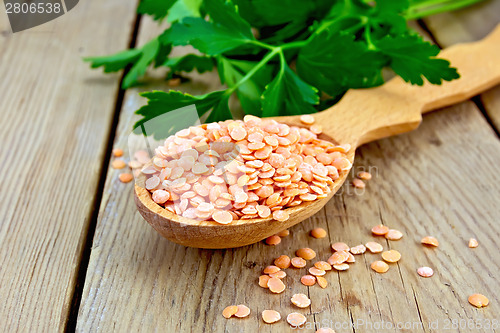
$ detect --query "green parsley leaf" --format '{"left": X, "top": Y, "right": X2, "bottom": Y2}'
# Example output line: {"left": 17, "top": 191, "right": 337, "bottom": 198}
{"left": 137, "top": 0, "right": 177, "bottom": 21}
{"left": 83, "top": 49, "right": 141, "bottom": 73}
{"left": 84, "top": 37, "right": 171, "bottom": 88}
{"left": 375, "top": 34, "right": 460, "bottom": 85}
{"left": 261, "top": 63, "right": 319, "bottom": 117}
{"left": 162, "top": 0, "right": 254, "bottom": 55}
{"left": 296, "top": 31, "right": 385, "bottom": 96}
{"left": 167, "top": 0, "right": 203, "bottom": 22}
{"left": 217, "top": 57, "right": 274, "bottom": 116}
{"left": 165, "top": 54, "right": 215, "bottom": 75}
{"left": 134, "top": 90, "right": 229, "bottom": 139}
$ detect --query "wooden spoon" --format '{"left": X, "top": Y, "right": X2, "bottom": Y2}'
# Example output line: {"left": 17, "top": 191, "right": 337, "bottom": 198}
{"left": 135, "top": 25, "right": 500, "bottom": 248}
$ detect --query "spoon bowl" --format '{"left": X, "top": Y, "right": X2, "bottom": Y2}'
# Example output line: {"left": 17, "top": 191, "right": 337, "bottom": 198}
{"left": 135, "top": 25, "right": 500, "bottom": 248}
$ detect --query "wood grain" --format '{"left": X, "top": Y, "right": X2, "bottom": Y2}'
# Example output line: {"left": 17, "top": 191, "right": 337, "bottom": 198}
{"left": 0, "top": 1, "right": 137, "bottom": 331}
{"left": 77, "top": 12, "right": 500, "bottom": 333}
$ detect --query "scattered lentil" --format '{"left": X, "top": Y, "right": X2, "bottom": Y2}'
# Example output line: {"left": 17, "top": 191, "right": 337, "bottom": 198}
{"left": 421, "top": 236, "right": 439, "bottom": 247}
{"left": 357, "top": 171, "right": 372, "bottom": 180}
{"left": 365, "top": 242, "right": 383, "bottom": 253}
{"left": 259, "top": 275, "right": 270, "bottom": 288}
{"left": 371, "top": 224, "right": 389, "bottom": 236}
{"left": 262, "top": 310, "right": 281, "bottom": 324}
{"left": 291, "top": 293, "right": 311, "bottom": 308}
{"left": 111, "top": 159, "right": 126, "bottom": 169}
{"left": 469, "top": 238, "right": 479, "bottom": 248}
{"left": 417, "top": 266, "right": 434, "bottom": 278}
{"left": 119, "top": 173, "right": 133, "bottom": 183}
{"left": 296, "top": 248, "right": 316, "bottom": 260}
{"left": 327, "top": 251, "right": 349, "bottom": 265}
{"left": 381, "top": 250, "right": 401, "bottom": 263}
{"left": 310, "top": 228, "right": 327, "bottom": 238}
{"left": 263, "top": 265, "right": 281, "bottom": 274}
{"left": 331, "top": 242, "right": 350, "bottom": 252}
{"left": 314, "top": 261, "right": 332, "bottom": 271}
{"left": 268, "top": 277, "right": 286, "bottom": 293}
{"left": 291, "top": 257, "right": 307, "bottom": 268}
{"left": 287, "top": 313, "right": 307, "bottom": 327}
{"left": 265, "top": 235, "right": 282, "bottom": 245}
{"left": 333, "top": 263, "right": 350, "bottom": 271}
{"left": 274, "top": 255, "right": 291, "bottom": 269}
{"left": 352, "top": 178, "right": 365, "bottom": 188}
{"left": 350, "top": 244, "right": 366, "bottom": 255}
{"left": 222, "top": 305, "right": 239, "bottom": 319}
{"left": 234, "top": 304, "right": 251, "bottom": 318}
{"left": 112, "top": 148, "right": 124, "bottom": 157}
{"left": 316, "top": 276, "right": 328, "bottom": 288}
{"left": 385, "top": 229, "right": 403, "bottom": 241}
{"left": 371, "top": 261, "right": 390, "bottom": 273}
{"left": 300, "top": 275, "right": 316, "bottom": 286}
{"left": 468, "top": 294, "right": 489, "bottom": 308}
{"left": 309, "top": 267, "right": 326, "bottom": 276}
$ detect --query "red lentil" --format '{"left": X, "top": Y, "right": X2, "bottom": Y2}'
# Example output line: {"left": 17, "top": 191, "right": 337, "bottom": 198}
{"left": 385, "top": 229, "right": 403, "bottom": 241}
{"left": 262, "top": 310, "right": 281, "bottom": 324}
{"left": 234, "top": 304, "right": 251, "bottom": 318}
{"left": 266, "top": 235, "right": 281, "bottom": 245}
{"left": 268, "top": 277, "right": 286, "bottom": 293}
{"left": 287, "top": 312, "right": 307, "bottom": 327}
{"left": 119, "top": 173, "right": 133, "bottom": 183}
{"left": 381, "top": 250, "right": 401, "bottom": 263}
{"left": 291, "top": 257, "right": 307, "bottom": 268}
{"left": 365, "top": 242, "right": 383, "bottom": 253}
{"left": 371, "top": 224, "right": 389, "bottom": 236}
{"left": 331, "top": 242, "right": 350, "bottom": 252}
{"left": 371, "top": 261, "right": 389, "bottom": 273}
{"left": 296, "top": 248, "right": 316, "bottom": 260}
{"left": 468, "top": 294, "right": 489, "bottom": 308}
{"left": 274, "top": 255, "right": 291, "bottom": 269}
{"left": 421, "top": 236, "right": 439, "bottom": 247}
{"left": 316, "top": 276, "right": 328, "bottom": 288}
{"left": 469, "top": 238, "right": 479, "bottom": 248}
{"left": 222, "top": 305, "right": 238, "bottom": 319}
{"left": 310, "top": 228, "right": 327, "bottom": 238}
{"left": 301, "top": 275, "right": 316, "bottom": 286}
{"left": 417, "top": 266, "right": 434, "bottom": 278}
{"left": 291, "top": 293, "right": 311, "bottom": 308}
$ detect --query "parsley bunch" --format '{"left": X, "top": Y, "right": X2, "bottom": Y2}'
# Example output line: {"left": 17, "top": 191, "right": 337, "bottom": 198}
{"left": 85, "top": 0, "right": 484, "bottom": 138}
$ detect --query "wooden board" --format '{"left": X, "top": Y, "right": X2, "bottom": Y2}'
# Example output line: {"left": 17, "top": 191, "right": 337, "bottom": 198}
{"left": 0, "top": 1, "right": 137, "bottom": 331}
{"left": 77, "top": 11, "right": 500, "bottom": 333}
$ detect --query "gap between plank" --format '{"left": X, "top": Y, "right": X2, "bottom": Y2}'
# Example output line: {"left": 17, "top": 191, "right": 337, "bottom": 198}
{"left": 64, "top": 11, "right": 143, "bottom": 333}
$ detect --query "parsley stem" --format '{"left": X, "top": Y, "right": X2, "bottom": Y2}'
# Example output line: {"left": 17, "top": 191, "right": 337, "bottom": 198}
{"left": 405, "top": 0, "right": 486, "bottom": 19}
{"left": 226, "top": 48, "right": 281, "bottom": 94}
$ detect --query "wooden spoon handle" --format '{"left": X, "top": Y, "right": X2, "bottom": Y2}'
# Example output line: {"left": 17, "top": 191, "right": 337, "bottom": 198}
{"left": 413, "top": 24, "right": 500, "bottom": 113}
{"left": 312, "top": 24, "right": 500, "bottom": 147}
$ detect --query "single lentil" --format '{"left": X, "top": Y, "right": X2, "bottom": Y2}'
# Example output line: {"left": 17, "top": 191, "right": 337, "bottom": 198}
{"left": 381, "top": 250, "right": 401, "bottom": 263}
{"left": 119, "top": 173, "right": 133, "bottom": 183}
{"left": 385, "top": 229, "right": 403, "bottom": 241}
{"left": 266, "top": 235, "right": 281, "bottom": 245}
{"left": 357, "top": 171, "right": 372, "bottom": 180}
{"left": 112, "top": 148, "right": 124, "bottom": 157}
{"left": 274, "top": 255, "right": 291, "bottom": 269}
{"left": 259, "top": 275, "right": 270, "bottom": 288}
{"left": 365, "top": 242, "right": 383, "bottom": 253}
{"left": 421, "top": 236, "right": 439, "bottom": 247}
{"left": 417, "top": 266, "right": 434, "bottom": 278}
{"left": 287, "top": 313, "right": 307, "bottom": 327}
{"left": 310, "top": 228, "right": 327, "bottom": 238}
{"left": 300, "top": 275, "right": 316, "bottom": 286}
{"left": 371, "top": 224, "right": 389, "bottom": 236}
{"left": 468, "top": 294, "right": 489, "bottom": 308}
{"left": 350, "top": 244, "right": 366, "bottom": 255}
{"left": 291, "top": 293, "right": 311, "bottom": 308}
{"left": 234, "top": 304, "right": 251, "bottom": 318}
{"left": 316, "top": 276, "right": 328, "bottom": 288}
{"left": 268, "top": 277, "right": 286, "bottom": 293}
{"left": 222, "top": 305, "right": 238, "bottom": 319}
{"left": 371, "top": 261, "right": 390, "bottom": 273}
{"left": 469, "top": 238, "right": 479, "bottom": 248}
{"left": 262, "top": 310, "right": 281, "bottom": 324}
{"left": 291, "top": 257, "right": 307, "bottom": 268}
{"left": 296, "top": 248, "right": 316, "bottom": 260}
{"left": 331, "top": 242, "right": 350, "bottom": 252}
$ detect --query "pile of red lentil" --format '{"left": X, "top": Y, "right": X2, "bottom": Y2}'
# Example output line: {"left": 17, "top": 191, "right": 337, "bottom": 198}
{"left": 139, "top": 115, "right": 351, "bottom": 223}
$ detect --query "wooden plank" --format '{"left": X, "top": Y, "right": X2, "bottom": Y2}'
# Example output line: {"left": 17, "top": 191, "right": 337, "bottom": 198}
{"left": 0, "top": 1, "right": 137, "bottom": 331}
{"left": 422, "top": 0, "right": 500, "bottom": 131}
{"left": 78, "top": 15, "right": 500, "bottom": 333}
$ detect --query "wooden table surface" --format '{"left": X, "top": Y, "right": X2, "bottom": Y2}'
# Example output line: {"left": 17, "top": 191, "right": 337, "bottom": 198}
{"left": 0, "top": 1, "right": 499, "bottom": 332}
